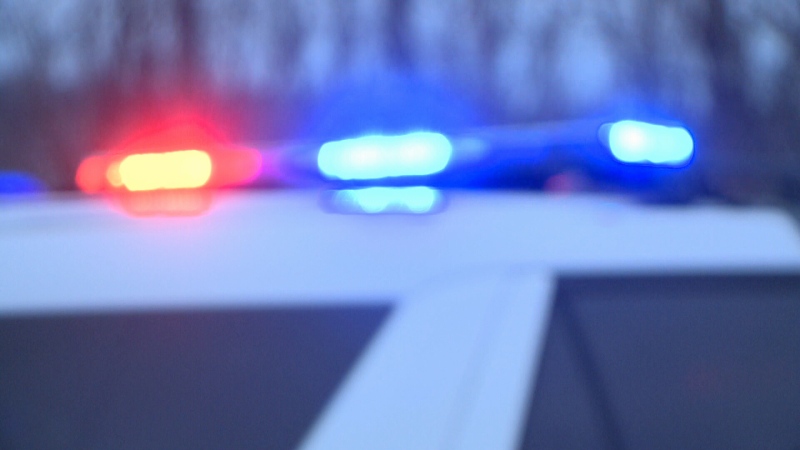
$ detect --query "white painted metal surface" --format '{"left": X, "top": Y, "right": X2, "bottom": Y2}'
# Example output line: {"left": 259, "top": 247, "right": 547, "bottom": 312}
{"left": 1, "top": 191, "right": 799, "bottom": 312}
{"left": 301, "top": 269, "right": 554, "bottom": 450}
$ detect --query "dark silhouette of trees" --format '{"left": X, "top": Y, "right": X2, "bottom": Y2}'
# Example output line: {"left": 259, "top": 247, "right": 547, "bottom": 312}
{"left": 0, "top": 0, "right": 798, "bottom": 196}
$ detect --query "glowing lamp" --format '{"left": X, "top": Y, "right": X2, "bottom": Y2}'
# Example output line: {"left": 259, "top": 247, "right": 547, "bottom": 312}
{"left": 113, "top": 150, "right": 212, "bottom": 191}
{"left": 604, "top": 121, "right": 694, "bottom": 167}
{"left": 0, "top": 172, "right": 45, "bottom": 195}
{"left": 318, "top": 132, "right": 453, "bottom": 180}
{"left": 75, "top": 120, "right": 265, "bottom": 216}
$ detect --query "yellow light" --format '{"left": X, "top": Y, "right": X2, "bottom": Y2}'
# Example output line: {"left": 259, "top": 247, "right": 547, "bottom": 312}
{"left": 116, "top": 150, "right": 212, "bottom": 191}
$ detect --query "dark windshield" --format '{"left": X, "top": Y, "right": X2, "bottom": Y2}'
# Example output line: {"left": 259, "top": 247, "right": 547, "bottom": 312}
{"left": 0, "top": 305, "right": 390, "bottom": 449}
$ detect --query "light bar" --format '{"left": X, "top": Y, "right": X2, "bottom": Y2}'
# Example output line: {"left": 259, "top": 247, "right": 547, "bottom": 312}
{"left": 329, "top": 186, "right": 443, "bottom": 214}
{"left": 604, "top": 121, "right": 694, "bottom": 167}
{"left": 318, "top": 132, "right": 453, "bottom": 180}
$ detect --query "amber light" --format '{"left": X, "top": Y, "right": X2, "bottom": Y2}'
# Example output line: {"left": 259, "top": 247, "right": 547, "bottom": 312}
{"left": 113, "top": 150, "right": 212, "bottom": 191}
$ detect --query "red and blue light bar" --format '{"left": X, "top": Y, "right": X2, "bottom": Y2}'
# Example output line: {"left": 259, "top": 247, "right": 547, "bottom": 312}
{"left": 75, "top": 117, "right": 696, "bottom": 215}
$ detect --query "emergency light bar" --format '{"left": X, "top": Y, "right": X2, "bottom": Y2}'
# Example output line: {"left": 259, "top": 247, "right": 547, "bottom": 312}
{"left": 74, "top": 118, "right": 696, "bottom": 215}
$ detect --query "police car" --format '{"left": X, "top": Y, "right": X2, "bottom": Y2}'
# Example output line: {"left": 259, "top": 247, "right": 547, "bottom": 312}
{"left": 2, "top": 119, "right": 800, "bottom": 449}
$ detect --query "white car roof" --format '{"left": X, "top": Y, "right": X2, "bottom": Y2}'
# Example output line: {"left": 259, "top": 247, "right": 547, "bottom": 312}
{"left": 1, "top": 190, "right": 799, "bottom": 312}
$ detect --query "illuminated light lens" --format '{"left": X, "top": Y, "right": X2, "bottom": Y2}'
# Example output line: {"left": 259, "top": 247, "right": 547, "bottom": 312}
{"left": 212, "top": 147, "right": 263, "bottom": 186}
{"left": 0, "top": 172, "right": 45, "bottom": 195}
{"left": 76, "top": 155, "right": 111, "bottom": 193}
{"left": 106, "top": 162, "right": 123, "bottom": 188}
{"left": 318, "top": 132, "right": 453, "bottom": 180}
{"left": 331, "top": 186, "right": 442, "bottom": 214}
{"left": 605, "top": 121, "right": 694, "bottom": 167}
{"left": 117, "top": 150, "right": 212, "bottom": 191}
{"left": 77, "top": 119, "right": 260, "bottom": 197}
{"left": 78, "top": 147, "right": 261, "bottom": 196}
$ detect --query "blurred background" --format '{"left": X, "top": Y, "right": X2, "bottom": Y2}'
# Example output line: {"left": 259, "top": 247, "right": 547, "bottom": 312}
{"left": 0, "top": 0, "right": 799, "bottom": 199}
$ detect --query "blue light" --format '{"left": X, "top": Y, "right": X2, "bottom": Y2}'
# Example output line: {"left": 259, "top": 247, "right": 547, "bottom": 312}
{"left": 605, "top": 121, "right": 694, "bottom": 167}
{"left": 318, "top": 132, "right": 453, "bottom": 180}
{"left": 331, "top": 186, "right": 442, "bottom": 214}
{"left": 0, "top": 172, "right": 45, "bottom": 195}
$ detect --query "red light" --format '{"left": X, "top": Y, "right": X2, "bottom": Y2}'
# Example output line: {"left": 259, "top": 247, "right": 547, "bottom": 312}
{"left": 76, "top": 121, "right": 263, "bottom": 194}
{"left": 76, "top": 119, "right": 263, "bottom": 216}
{"left": 114, "top": 119, "right": 224, "bottom": 155}
{"left": 76, "top": 155, "right": 113, "bottom": 194}
{"left": 211, "top": 146, "right": 263, "bottom": 187}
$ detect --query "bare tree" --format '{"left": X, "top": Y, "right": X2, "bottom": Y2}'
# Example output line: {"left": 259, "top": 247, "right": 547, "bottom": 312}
{"left": 2, "top": 0, "right": 800, "bottom": 192}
